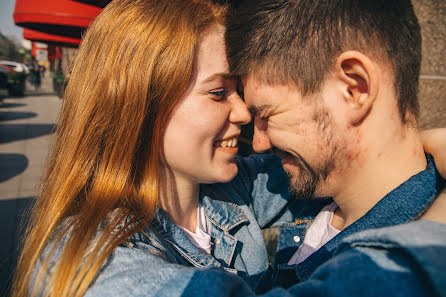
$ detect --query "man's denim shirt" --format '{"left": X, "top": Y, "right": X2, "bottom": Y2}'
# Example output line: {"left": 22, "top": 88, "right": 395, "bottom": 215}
{"left": 273, "top": 154, "right": 442, "bottom": 287}
{"left": 178, "top": 220, "right": 446, "bottom": 297}
{"left": 80, "top": 154, "right": 304, "bottom": 295}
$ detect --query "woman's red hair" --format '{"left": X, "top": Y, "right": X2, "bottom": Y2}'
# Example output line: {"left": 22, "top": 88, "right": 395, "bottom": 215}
{"left": 12, "top": 1, "right": 227, "bottom": 296}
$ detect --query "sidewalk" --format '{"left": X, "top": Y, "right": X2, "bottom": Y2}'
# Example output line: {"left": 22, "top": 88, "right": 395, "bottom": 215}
{"left": 0, "top": 74, "right": 61, "bottom": 296}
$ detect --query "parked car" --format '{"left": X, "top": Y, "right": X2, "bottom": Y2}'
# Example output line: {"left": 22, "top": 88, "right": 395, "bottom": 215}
{"left": 0, "top": 60, "right": 30, "bottom": 74}
{"left": 0, "top": 62, "right": 27, "bottom": 97}
{"left": 0, "top": 65, "right": 10, "bottom": 89}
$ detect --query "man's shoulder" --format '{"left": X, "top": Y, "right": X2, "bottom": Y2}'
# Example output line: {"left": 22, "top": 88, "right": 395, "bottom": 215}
{"left": 334, "top": 221, "right": 446, "bottom": 296}
{"left": 337, "top": 220, "right": 446, "bottom": 249}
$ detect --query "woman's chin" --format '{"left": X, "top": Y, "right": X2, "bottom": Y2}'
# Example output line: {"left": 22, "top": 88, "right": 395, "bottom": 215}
{"left": 218, "top": 165, "right": 238, "bottom": 183}
{"left": 203, "top": 164, "right": 238, "bottom": 184}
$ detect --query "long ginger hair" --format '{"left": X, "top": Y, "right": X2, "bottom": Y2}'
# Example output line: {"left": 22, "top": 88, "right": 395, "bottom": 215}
{"left": 13, "top": 1, "right": 227, "bottom": 296}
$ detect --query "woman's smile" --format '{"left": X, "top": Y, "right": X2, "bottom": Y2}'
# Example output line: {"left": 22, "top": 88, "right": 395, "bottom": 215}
{"left": 213, "top": 134, "right": 240, "bottom": 155}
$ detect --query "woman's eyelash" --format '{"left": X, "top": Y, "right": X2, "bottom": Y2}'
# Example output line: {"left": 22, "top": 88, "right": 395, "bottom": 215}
{"left": 208, "top": 90, "right": 228, "bottom": 99}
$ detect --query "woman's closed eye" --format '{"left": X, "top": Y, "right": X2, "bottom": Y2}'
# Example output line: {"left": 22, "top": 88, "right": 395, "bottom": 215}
{"left": 208, "top": 89, "right": 229, "bottom": 101}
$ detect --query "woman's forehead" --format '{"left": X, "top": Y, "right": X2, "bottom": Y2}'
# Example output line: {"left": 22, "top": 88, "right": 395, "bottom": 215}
{"left": 195, "top": 25, "right": 229, "bottom": 83}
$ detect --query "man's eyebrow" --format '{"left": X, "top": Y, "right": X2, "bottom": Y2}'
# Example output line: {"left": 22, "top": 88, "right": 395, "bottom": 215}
{"left": 248, "top": 104, "right": 271, "bottom": 116}
{"left": 201, "top": 73, "right": 238, "bottom": 84}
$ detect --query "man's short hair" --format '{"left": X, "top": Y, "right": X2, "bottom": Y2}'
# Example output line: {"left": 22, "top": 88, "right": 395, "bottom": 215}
{"left": 226, "top": 0, "right": 422, "bottom": 122}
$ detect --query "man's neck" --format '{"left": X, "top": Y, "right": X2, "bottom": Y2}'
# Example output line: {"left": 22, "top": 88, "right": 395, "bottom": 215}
{"left": 330, "top": 126, "right": 427, "bottom": 231}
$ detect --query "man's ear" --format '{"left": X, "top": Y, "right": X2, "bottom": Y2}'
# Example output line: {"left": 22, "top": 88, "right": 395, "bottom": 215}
{"left": 334, "top": 51, "right": 379, "bottom": 125}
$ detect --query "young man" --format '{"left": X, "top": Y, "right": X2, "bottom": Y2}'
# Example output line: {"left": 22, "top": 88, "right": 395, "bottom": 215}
{"left": 225, "top": 0, "right": 446, "bottom": 288}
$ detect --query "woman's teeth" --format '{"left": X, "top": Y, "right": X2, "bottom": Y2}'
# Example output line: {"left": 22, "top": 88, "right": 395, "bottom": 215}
{"left": 217, "top": 137, "right": 238, "bottom": 148}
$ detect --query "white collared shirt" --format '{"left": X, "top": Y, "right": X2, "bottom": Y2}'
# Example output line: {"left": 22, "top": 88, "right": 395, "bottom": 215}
{"left": 178, "top": 205, "right": 212, "bottom": 254}
{"left": 288, "top": 201, "right": 340, "bottom": 265}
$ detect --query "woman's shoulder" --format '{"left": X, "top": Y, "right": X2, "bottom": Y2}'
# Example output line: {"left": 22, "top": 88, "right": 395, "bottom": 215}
{"left": 85, "top": 238, "right": 197, "bottom": 296}
{"left": 34, "top": 219, "right": 182, "bottom": 294}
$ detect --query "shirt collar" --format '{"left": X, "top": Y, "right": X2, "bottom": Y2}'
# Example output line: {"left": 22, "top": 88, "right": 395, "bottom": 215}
{"left": 145, "top": 184, "right": 249, "bottom": 268}
{"left": 150, "top": 208, "right": 221, "bottom": 268}
{"left": 200, "top": 184, "right": 249, "bottom": 233}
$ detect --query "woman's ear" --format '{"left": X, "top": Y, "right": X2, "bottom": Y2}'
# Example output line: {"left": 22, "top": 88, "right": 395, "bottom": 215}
{"left": 334, "top": 51, "right": 379, "bottom": 125}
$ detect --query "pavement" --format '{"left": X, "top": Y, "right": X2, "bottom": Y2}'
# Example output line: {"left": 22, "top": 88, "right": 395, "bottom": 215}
{"left": 0, "top": 74, "right": 61, "bottom": 296}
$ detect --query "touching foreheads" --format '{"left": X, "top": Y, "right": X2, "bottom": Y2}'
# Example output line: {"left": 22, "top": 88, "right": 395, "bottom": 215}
{"left": 226, "top": 0, "right": 422, "bottom": 122}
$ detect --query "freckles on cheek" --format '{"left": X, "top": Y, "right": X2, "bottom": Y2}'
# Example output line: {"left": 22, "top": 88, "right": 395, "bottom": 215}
{"left": 189, "top": 102, "right": 227, "bottom": 128}
{"left": 207, "top": 108, "right": 229, "bottom": 130}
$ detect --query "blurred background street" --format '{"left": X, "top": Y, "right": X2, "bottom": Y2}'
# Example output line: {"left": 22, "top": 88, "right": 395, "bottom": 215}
{"left": 0, "top": 74, "right": 61, "bottom": 294}
{"left": 0, "top": 74, "right": 60, "bottom": 200}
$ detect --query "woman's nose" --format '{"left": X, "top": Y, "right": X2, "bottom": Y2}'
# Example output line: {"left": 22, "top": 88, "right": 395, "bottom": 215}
{"left": 229, "top": 95, "right": 252, "bottom": 125}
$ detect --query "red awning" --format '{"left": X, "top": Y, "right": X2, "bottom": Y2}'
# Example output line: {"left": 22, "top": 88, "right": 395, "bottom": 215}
{"left": 72, "top": 0, "right": 110, "bottom": 8}
{"left": 23, "top": 28, "right": 80, "bottom": 48}
{"left": 14, "top": 0, "right": 102, "bottom": 39}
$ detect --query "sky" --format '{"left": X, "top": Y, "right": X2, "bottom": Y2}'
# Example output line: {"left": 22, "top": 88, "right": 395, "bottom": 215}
{"left": 0, "top": 0, "right": 24, "bottom": 44}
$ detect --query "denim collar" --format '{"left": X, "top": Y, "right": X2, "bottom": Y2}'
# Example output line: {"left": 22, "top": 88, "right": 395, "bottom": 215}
{"left": 200, "top": 183, "right": 250, "bottom": 232}
{"left": 294, "top": 154, "right": 440, "bottom": 281}
{"left": 143, "top": 184, "right": 249, "bottom": 271}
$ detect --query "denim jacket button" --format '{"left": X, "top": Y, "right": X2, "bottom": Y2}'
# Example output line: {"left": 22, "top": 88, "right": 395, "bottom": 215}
{"left": 214, "top": 238, "right": 221, "bottom": 244}
{"left": 293, "top": 236, "right": 301, "bottom": 243}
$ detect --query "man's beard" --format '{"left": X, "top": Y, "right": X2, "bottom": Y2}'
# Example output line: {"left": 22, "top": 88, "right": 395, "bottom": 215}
{"left": 275, "top": 103, "right": 342, "bottom": 199}
{"left": 281, "top": 151, "right": 334, "bottom": 199}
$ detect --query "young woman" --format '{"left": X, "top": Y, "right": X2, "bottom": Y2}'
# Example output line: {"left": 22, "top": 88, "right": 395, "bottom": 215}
{"left": 12, "top": 1, "right": 298, "bottom": 296}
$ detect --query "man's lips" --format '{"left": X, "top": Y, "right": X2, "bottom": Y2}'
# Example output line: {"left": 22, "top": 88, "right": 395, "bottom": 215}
{"left": 272, "top": 148, "right": 297, "bottom": 166}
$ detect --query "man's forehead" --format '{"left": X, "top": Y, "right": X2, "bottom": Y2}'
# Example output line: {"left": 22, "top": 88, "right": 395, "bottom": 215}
{"left": 242, "top": 73, "right": 295, "bottom": 93}
{"left": 241, "top": 75, "right": 306, "bottom": 118}
{"left": 242, "top": 83, "right": 270, "bottom": 109}
{"left": 242, "top": 75, "right": 290, "bottom": 103}
{"left": 241, "top": 75, "right": 271, "bottom": 102}
{"left": 242, "top": 79, "right": 279, "bottom": 117}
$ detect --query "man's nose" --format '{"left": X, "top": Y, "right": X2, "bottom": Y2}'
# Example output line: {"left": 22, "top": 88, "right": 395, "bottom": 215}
{"left": 252, "top": 117, "right": 272, "bottom": 153}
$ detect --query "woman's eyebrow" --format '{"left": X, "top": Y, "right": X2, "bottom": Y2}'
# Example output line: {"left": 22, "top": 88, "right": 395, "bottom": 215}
{"left": 201, "top": 73, "right": 238, "bottom": 84}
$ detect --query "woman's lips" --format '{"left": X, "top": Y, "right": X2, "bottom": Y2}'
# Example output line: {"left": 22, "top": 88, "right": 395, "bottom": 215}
{"left": 215, "top": 146, "right": 238, "bottom": 155}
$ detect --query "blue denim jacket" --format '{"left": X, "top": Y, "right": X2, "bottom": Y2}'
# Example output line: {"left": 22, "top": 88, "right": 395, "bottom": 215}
{"left": 79, "top": 154, "right": 304, "bottom": 295}
{"left": 37, "top": 155, "right": 445, "bottom": 296}
{"left": 79, "top": 221, "right": 446, "bottom": 297}
{"left": 177, "top": 220, "right": 446, "bottom": 297}
{"left": 273, "top": 154, "right": 442, "bottom": 287}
